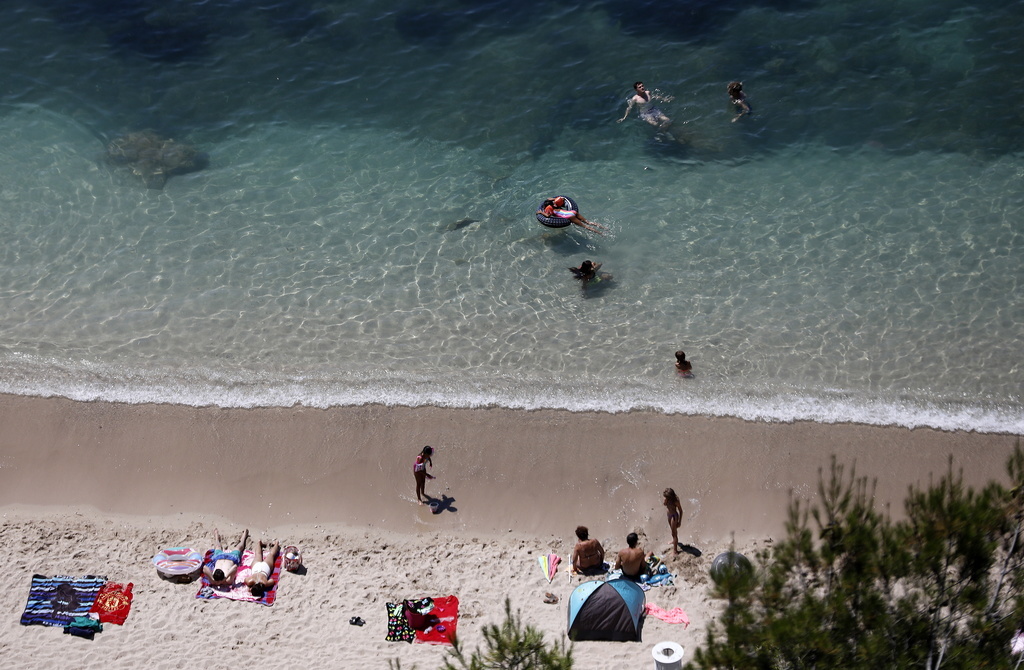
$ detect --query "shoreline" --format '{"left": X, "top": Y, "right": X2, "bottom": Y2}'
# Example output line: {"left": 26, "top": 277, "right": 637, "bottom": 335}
{"left": 3, "top": 376, "right": 1021, "bottom": 435}
{"left": 1, "top": 393, "right": 1018, "bottom": 543}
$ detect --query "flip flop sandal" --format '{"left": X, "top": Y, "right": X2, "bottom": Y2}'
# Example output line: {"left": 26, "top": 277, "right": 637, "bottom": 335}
{"left": 349, "top": 616, "right": 365, "bottom": 626}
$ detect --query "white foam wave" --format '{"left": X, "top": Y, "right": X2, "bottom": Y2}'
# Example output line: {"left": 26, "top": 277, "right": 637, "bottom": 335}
{"left": 1, "top": 356, "right": 1019, "bottom": 435}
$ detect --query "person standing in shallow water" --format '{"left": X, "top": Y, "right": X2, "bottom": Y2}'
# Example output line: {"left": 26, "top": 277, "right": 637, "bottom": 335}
{"left": 413, "top": 445, "right": 435, "bottom": 504}
{"left": 675, "top": 350, "right": 693, "bottom": 378}
{"left": 663, "top": 488, "right": 684, "bottom": 555}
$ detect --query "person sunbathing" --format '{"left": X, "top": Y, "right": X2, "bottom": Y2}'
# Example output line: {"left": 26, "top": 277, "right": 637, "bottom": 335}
{"left": 244, "top": 539, "right": 281, "bottom": 597}
{"left": 614, "top": 532, "right": 654, "bottom": 580}
{"left": 203, "top": 528, "right": 248, "bottom": 586}
{"left": 571, "top": 525, "right": 606, "bottom": 574}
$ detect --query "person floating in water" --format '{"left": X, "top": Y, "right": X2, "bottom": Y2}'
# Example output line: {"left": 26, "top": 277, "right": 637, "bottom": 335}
{"left": 727, "top": 81, "right": 752, "bottom": 122}
{"left": 569, "top": 260, "right": 613, "bottom": 287}
{"left": 539, "top": 196, "right": 606, "bottom": 235}
{"left": 619, "top": 81, "right": 673, "bottom": 130}
{"left": 675, "top": 350, "right": 693, "bottom": 378}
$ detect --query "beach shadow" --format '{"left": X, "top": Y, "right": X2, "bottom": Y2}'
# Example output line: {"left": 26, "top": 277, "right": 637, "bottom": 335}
{"left": 679, "top": 544, "right": 702, "bottom": 558}
{"left": 542, "top": 230, "right": 596, "bottom": 255}
{"left": 426, "top": 494, "right": 457, "bottom": 515}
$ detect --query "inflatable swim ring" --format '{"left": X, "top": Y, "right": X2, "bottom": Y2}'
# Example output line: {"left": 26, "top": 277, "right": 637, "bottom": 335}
{"left": 153, "top": 547, "right": 203, "bottom": 581}
{"left": 536, "top": 196, "right": 579, "bottom": 228}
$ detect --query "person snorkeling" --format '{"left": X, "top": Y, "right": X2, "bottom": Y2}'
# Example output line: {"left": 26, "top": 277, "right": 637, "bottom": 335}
{"left": 569, "top": 260, "right": 613, "bottom": 284}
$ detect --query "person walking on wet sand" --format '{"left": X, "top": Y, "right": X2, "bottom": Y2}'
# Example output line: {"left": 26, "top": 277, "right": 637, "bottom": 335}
{"left": 413, "top": 445, "right": 435, "bottom": 504}
{"left": 663, "top": 488, "right": 684, "bottom": 555}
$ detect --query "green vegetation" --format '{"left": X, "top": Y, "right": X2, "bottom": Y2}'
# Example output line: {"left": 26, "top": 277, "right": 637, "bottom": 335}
{"left": 442, "top": 598, "right": 573, "bottom": 670}
{"left": 689, "top": 445, "right": 1024, "bottom": 670}
{"left": 389, "top": 598, "right": 573, "bottom": 670}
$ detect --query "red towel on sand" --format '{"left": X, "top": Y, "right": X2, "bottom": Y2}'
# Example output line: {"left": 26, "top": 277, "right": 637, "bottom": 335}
{"left": 415, "top": 596, "right": 459, "bottom": 646}
{"left": 89, "top": 582, "right": 134, "bottom": 625}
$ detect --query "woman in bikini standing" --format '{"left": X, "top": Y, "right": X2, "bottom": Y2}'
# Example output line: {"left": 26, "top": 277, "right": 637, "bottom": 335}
{"left": 413, "top": 445, "right": 435, "bottom": 504}
{"left": 663, "top": 488, "right": 684, "bottom": 555}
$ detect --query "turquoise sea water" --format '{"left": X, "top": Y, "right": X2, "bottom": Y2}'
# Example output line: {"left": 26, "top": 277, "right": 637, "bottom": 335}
{"left": 0, "top": 0, "right": 1021, "bottom": 432}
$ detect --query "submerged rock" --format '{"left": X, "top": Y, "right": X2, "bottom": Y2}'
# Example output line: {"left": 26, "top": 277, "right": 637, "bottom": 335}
{"left": 106, "top": 130, "right": 209, "bottom": 189}
{"left": 444, "top": 217, "right": 478, "bottom": 232}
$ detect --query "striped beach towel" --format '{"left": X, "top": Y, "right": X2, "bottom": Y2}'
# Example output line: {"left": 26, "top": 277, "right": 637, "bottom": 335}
{"left": 195, "top": 549, "right": 282, "bottom": 606}
{"left": 20, "top": 575, "right": 108, "bottom": 627}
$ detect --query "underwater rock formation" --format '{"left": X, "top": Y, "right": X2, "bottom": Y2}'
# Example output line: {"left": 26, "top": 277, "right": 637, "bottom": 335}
{"left": 106, "top": 130, "right": 209, "bottom": 189}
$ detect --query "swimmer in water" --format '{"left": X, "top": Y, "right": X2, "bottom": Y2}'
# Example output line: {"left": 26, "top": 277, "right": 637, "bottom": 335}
{"left": 569, "top": 260, "right": 614, "bottom": 285}
{"left": 619, "top": 81, "right": 673, "bottom": 130}
{"left": 675, "top": 350, "right": 694, "bottom": 378}
{"left": 728, "top": 81, "right": 752, "bottom": 122}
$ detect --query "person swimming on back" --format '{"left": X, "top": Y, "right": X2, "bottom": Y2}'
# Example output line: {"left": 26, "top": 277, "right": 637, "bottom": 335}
{"left": 619, "top": 81, "right": 673, "bottom": 130}
{"left": 539, "top": 197, "right": 606, "bottom": 235}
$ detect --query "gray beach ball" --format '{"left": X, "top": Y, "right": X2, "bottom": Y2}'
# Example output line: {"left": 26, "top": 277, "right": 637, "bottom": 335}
{"left": 710, "top": 551, "right": 754, "bottom": 586}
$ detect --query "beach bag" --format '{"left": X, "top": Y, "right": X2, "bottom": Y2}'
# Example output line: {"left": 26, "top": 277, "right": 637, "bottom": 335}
{"left": 403, "top": 599, "right": 439, "bottom": 631}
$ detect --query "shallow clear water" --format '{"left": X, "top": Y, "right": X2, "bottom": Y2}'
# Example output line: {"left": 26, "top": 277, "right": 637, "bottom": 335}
{"left": 0, "top": 0, "right": 1021, "bottom": 432}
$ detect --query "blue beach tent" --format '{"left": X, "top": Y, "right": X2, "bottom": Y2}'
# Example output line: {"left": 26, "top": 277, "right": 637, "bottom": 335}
{"left": 567, "top": 578, "right": 645, "bottom": 641}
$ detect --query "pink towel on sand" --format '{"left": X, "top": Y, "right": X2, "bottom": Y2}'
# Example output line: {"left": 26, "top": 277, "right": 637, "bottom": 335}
{"left": 645, "top": 603, "right": 690, "bottom": 627}
{"left": 196, "top": 549, "right": 282, "bottom": 606}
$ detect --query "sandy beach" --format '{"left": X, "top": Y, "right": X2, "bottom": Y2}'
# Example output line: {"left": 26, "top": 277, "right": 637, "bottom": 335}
{"left": 0, "top": 394, "right": 1019, "bottom": 669}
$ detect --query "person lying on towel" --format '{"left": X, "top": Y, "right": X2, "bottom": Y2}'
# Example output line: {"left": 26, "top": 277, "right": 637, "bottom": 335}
{"left": 204, "top": 529, "right": 248, "bottom": 586}
{"left": 245, "top": 539, "right": 281, "bottom": 597}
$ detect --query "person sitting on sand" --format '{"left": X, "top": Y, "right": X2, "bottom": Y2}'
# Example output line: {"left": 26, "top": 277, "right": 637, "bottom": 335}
{"left": 728, "top": 81, "right": 752, "bottom": 122}
{"left": 675, "top": 350, "right": 693, "bottom": 378}
{"left": 414, "top": 445, "right": 436, "bottom": 504}
{"left": 244, "top": 539, "right": 281, "bottom": 597}
{"left": 539, "top": 197, "right": 607, "bottom": 235}
{"left": 571, "top": 526, "right": 606, "bottom": 574}
{"left": 615, "top": 532, "right": 654, "bottom": 580}
{"left": 203, "top": 528, "right": 248, "bottom": 586}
